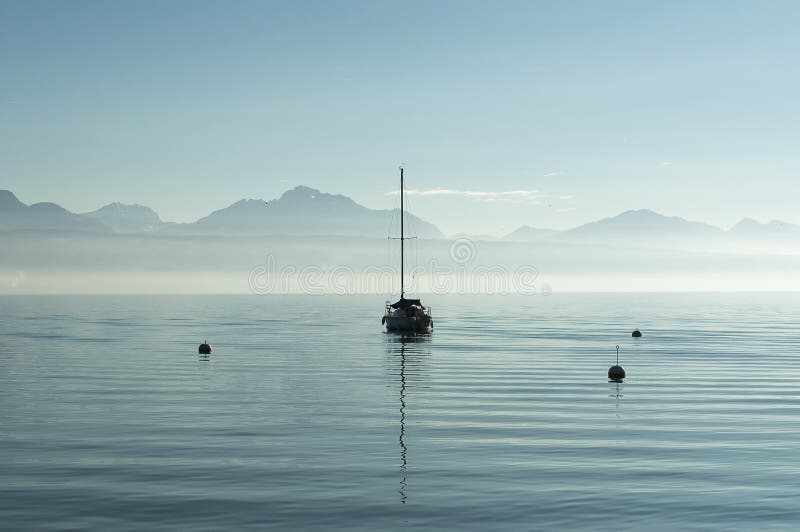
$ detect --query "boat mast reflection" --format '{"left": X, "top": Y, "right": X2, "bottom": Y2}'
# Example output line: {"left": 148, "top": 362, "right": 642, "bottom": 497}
{"left": 385, "top": 332, "right": 430, "bottom": 505}
{"left": 399, "top": 340, "right": 408, "bottom": 504}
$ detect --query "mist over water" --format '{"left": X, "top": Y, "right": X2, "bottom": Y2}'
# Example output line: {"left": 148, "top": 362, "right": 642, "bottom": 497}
{"left": 2, "top": 293, "right": 800, "bottom": 530}
{"left": 3, "top": 231, "right": 800, "bottom": 294}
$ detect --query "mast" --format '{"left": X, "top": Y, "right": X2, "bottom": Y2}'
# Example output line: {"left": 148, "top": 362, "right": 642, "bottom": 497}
{"left": 400, "top": 166, "right": 405, "bottom": 298}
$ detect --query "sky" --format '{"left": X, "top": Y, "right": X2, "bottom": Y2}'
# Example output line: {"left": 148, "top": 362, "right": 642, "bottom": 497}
{"left": 2, "top": 0, "right": 800, "bottom": 236}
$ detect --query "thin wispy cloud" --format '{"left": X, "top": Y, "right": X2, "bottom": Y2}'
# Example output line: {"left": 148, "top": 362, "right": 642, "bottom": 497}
{"left": 387, "top": 188, "right": 544, "bottom": 202}
{"left": 542, "top": 171, "right": 563, "bottom": 177}
{"left": 661, "top": 161, "right": 673, "bottom": 166}
{"left": 387, "top": 187, "right": 576, "bottom": 205}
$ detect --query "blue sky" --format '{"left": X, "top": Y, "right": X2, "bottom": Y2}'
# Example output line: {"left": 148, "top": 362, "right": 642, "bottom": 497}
{"left": 1, "top": 0, "right": 799, "bottom": 235}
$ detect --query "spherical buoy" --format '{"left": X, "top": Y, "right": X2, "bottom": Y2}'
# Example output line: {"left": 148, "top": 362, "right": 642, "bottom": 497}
{"left": 198, "top": 341, "right": 212, "bottom": 355}
{"left": 632, "top": 329, "right": 642, "bottom": 338}
{"left": 608, "top": 365, "right": 626, "bottom": 381}
{"left": 608, "top": 344, "right": 625, "bottom": 381}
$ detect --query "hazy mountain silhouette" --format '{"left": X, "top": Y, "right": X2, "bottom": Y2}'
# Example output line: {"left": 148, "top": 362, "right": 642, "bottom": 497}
{"left": 491, "top": 209, "right": 726, "bottom": 251}
{"left": 2, "top": 185, "right": 800, "bottom": 253}
{"left": 0, "top": 190, "right": 108, "bottom": 233}
{"left": 500, "top": 209, "right": 728, "bottom": 250}
{"left": 564, "top": 209, "right": 724, "bottom": 240}
{"left": 83, "top": 202, "right": 162, "bottom": 233}
{"left": 0, "top": 186, "right": 442, "bottom": 238}
{"left": 727, "top": 218, "right": 800, "bottom": 252}
{"left": 729, "top": 218, "right": 800, "bottom": 238}
{"left": 178, "top": 185, "right": 444, "bottom": 238}
{"left": 450, "top": 232, "right": 502, "bottom": 242}
{"left": 500, "top": 209, "right": 800, "bottom": 253}
{"left": 503, "top": 226, "right": 558, "bottom": 242}
{"left": 0, "top": 190, "right": 26, "bottom": 210}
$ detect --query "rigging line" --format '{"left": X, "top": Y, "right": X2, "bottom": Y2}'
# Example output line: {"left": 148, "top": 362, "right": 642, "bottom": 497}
{"left": 405, "top": 191, "right": 419, "bottom": 239}
{"left": 387, "top": 233, "right": 391, "bottom": 296}
{"left": 417, "top": 235, "right": 422, "bottom": 290}
{"left": 402, "top": 190, "right": 415, "bottom": 288}
{"left": 414, "top": 225, "right": 419, "bottom": 284}
{"left": 387, "top": 197, "right": 398, "bottom": 242}
{"left": 387, "top": 182, "right": 402, "bottom": 296}
{"left": 389, "top": 235, "right": 397, "bottom": 295}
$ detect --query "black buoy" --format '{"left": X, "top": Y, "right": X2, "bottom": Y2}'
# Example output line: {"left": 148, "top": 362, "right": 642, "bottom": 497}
{"left": 632, "top": 329, "right": 642, "bottom": 338}
{"left": 608, "top": 344, "right": 626, "bottom": 381}
{"left": 198, "top": 340, "right": 212, "bottom": 355}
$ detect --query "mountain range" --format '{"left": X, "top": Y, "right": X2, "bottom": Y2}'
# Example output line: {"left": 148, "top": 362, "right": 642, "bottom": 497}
{"left": 184, "top": 186, "right": 442, "bottom": 238}
{"left": 0, "top": 186, "right": 442, "bottom": 239}
{"left": 82, "top": 202, "right": 163, "bottom": 233}
{"left": 501, "top": 209, "right": 800, "bottom": 252}
{"left": 2, "top": 187, "right": 800, "bottom": 252}
{"left": 0, "top": 190, "right": 108, "bottom": 233}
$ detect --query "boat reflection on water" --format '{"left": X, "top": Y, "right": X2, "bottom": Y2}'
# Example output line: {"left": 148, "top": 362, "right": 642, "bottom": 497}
{"left": 385, "top": 332, "right": 432, "bottom": 345}
{"left": 385, "top": 332, "right": 431, "bottom": 505}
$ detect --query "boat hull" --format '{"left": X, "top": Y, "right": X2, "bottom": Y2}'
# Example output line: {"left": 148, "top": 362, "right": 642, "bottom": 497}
{"left": 384, "top": 315, "right": 432, "bottom": 333}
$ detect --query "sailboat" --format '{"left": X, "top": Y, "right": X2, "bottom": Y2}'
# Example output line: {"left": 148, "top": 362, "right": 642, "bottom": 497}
{"left": 382, "top": 167, "right": 433, "bottom": 333}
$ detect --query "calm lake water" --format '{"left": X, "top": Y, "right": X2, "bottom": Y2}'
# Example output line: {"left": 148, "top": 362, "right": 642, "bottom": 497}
{"left": 2, "top": 293, "right": 800, "bottom": 531}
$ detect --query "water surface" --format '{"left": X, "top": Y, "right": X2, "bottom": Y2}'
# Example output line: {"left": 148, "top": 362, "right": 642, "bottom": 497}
{"left": 2, "top": 294, "right": 800, "bottom": 530}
